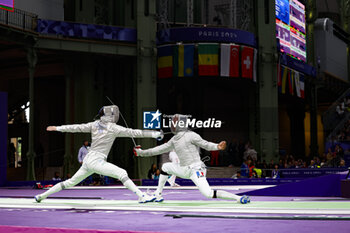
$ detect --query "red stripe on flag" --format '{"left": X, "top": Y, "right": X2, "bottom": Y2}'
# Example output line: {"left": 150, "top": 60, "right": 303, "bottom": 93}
{"left": 199, "top": 65, "right": 219, "bottom": 76}
{"left": 229, "top": 45, "right": 240, "bottom": 77}
{"left": 158, "top": 67, "right": 173, "bottom": 78}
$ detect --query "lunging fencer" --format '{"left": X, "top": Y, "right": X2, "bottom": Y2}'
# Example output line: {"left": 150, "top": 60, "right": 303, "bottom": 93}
{"left": 35, "top": 105, "right": 163, "bottom": 203}
{"left": 134, "top": 114, "right": 250, "bottom": 204}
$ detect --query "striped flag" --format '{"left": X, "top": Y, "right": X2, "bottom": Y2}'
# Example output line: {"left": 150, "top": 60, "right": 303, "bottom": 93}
{"left": 157, "top": 45, "right": 173, "bottom": 78}
{"left": 300, "top": 73, "right": 305, "bottom": 98}
{"left": 173, "top": 44, "right": 194, "bottom": 77}
{"left": 220, "top": 44, "right": 239, "bottom": 77}
{"left": 281, "top": 66, "right": 289, "bottom": 94}
{"left": 289, "top": 70, "right": 294, "bottom": 95}
{"left": 294, "top": 71, "right": 301, "bottom": 97}
{"left": 198, "top": 43, "right": 219, "bottom": 76}
{"left": 241, "top": 46, "right": 254, "bottom": 79}
{"left": 277, "top": 64, "right": 282, "bottom": 93}
{"left": 253, "top": 48, "right": 257, "bottom": 82}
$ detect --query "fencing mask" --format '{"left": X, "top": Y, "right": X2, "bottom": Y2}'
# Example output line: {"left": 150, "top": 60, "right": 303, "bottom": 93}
{"left": 99, "top": 105, "right": 120, "bottom": 123}
{"left": 171, "top": 114, "right": 188, "bottom": 134}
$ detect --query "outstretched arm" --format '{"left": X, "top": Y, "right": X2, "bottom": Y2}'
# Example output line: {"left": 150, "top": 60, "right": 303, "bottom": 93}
{"left": 134, "top": 141, "right": 173, "bottom": 157}
{"left": 191, "top": 132, "right": 226, "bottom": 151}
{"left": 47, "top": 122, "right": 93, "bottom": 133}
{"left": 111, "top": 124, "right": 163, "bottom": 139}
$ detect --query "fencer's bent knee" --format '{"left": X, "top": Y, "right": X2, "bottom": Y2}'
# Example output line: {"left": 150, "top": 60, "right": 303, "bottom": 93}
{"left": 118, "top": 169, "right": 129, "bottom": 183}
{"left": 199, "top": 187, "right": 214, "bottom": 199}
{"left": 161, "top": 163, "right": 171, "bottom": 174}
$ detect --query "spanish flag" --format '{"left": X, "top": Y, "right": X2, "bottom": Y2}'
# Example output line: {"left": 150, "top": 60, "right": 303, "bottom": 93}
{"left": 157, "top": 45, "right": 173, "bottom": 78}
{"left": 198, "top": 43, "right": 219, "bottom": 76}
{"left": 173, "top": 44, "right": 194, "bottom": 77}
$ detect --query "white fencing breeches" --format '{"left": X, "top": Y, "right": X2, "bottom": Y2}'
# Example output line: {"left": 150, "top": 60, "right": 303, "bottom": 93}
{"left": 161, "top": 162, "right": 241, "bottom": 201}
{"left": 162, "top": 162, "right": 213, "bottom": 198}
{"left": 39, "top": 151, "right": 133, "bottom": 199}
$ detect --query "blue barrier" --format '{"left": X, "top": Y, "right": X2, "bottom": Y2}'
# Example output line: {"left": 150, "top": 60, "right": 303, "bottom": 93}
{"left": 36, "top": 19, "right": 137, "bottom": 43}
{"left": 142, "top": 178, "right": 304, "bottom": 186}
{"left": 280, "top": 168, "right": 347, "bottom": 178}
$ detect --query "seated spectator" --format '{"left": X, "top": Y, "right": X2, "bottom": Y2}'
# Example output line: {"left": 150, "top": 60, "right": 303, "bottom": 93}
{"left": 148, "top": 163, "right": 157, "bottom": 179}
{"left": 339, "top": 159, "right": 347, "bottom": 168}
{"left": 240, "top": 159, "right": 250, "bottom": 178}
{"left": 271, "top": 164, "right": 280, "bottom": 179}
{"left": 336, "top": 104, "right": 344, "bottom": 117}
{"left": 52, "top": 172, "right": 61, "bottom": 181}
{"left": 326, "top": 148, "right": 335, "bottom": 163}
{"left": 154, "top": 169, "right": 161, "bottom": 180}
{"left": 251, "top": 170, "right": 258, "bottom": 179}
{"left": 308, "top": 160, "right": 317, "bottom": 168}
{"left": 253, "top": 168, "right": 262, "bottom": 178}
{"left": 248, "top": 160, "right": 255, "bottom": 178}
{"left": 231, "top": 171, "right": 241, "bottom": 179}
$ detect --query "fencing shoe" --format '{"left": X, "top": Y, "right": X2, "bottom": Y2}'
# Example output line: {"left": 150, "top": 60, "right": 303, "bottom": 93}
{"left": 138, "top": 193, "right": 156, "bottom": 203}
{"left": 239, "top": 195, "right": 250, "bottom": 204}
{"left": 34, "top": 195, "right": 44, "bottom": 203}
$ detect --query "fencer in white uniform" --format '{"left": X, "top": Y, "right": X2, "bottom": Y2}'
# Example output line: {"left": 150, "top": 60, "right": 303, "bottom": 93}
{"left": 134, "top": 114, "right": 250, "bottom": 204}
{"left": 35, "top": 105, "right": 163, "bottom": 203}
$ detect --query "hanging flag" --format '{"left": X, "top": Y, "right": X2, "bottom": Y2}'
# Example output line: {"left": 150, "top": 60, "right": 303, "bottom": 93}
{"left": 277, "top": 63, "right": 282, "bottom": 93}
{"left": 299, "top": 73, "right": 305, "bottom": 98}
{"left": 241, "top": 46, "right": 254, "bottom": 79}
{"left": 157, "top": 45, "right": 173, "bottom": 78}
{"left": 289, "top": 69, "right": 294, "bottom": 95}
{"left": 253, "top": 48, "right": 257, "bottom": 82}
{"left": 281, "top": 66, "right": 288, "bottom": 94}
{"left": 220, "top": 44, "right": 239, "bottom": 77}
{"left": 294, "top": 71, "right": 301, "bottom": 98}
{"left": 173, "top": 44, "right": 194, "bottom": 77}
{"left": 198, "top": 43, "right": 219, "bottom": 76}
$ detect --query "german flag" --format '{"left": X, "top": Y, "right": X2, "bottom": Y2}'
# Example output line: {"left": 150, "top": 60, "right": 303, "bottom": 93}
{"left": 157, "top": 45, "right": 174, "bottom": 78}
{"left": 198, "top": 43, "right": 219, "bottom": 76}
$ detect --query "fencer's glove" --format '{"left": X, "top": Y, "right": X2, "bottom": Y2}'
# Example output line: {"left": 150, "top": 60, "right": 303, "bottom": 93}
{"left": 133, "top": 145, "right": 142, "bottom": 157}
{"left": 152, "top": 130, "right": 164, "bottom": 141}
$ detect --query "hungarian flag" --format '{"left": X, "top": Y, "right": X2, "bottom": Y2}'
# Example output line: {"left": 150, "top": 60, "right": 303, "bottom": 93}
{"left": 198, "top": 43, "right": 219, "bottom": 76}
{"left": 157, "top": 45, "right": 173, "bottom": 78}
{"left": 173, "top": 44, "right": 194, "bottom": 77}
{"left": 220, "top": 44, "right": 239, "bottom": 77}
{"left": 241, "top": 46, "right": 254, "bottom": 79}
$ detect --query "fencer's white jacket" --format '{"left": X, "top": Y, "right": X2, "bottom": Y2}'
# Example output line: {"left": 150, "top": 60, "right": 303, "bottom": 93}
{"left": 56, "top": 120, "right": 160, "bottom": 159}
{"left": 138, "top": 131, "right": 219, "bottom": 167}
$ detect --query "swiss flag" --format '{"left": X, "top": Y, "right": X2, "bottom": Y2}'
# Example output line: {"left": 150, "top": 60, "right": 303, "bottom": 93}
{"left": 241, "top": 46, "right": 254, "bottom": 79}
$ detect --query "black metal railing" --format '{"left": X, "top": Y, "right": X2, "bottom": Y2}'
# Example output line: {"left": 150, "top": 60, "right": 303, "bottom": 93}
{"left": 0, "top": 8, "right": 37, "bottom": 31}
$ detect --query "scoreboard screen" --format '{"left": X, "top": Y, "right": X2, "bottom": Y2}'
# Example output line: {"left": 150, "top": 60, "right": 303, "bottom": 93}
{"left": 276, "top": 0, "right": 306, "bottom": 62}
{"left": 0, "top": 0, "right": 14, "bottom": 11}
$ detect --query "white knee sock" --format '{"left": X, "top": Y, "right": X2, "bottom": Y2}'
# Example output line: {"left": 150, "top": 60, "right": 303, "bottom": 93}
{"left": 39, "top": 182, "right": 63, "bottom": 199}
{"left": 216, "top": 190, "right": 241, "bottom": 201}
{"left": 123, "top": 179, "right": 143, "bottom": 198}
{"left": 155, "top": 174, "right": 168, "bottom": 195}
